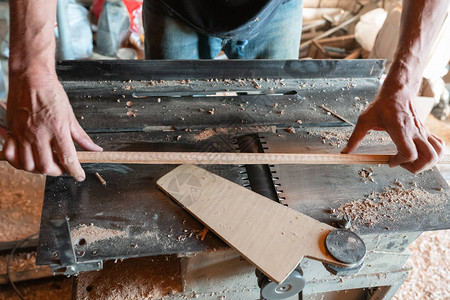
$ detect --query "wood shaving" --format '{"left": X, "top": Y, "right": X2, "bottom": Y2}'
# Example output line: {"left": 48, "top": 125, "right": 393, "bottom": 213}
{"left": 333, "top": 184, "right": 447, "bottom": 228}
{"left": 197, "top": 227, "right": 209, "bottom": 241}
{"left": 127, "top": 110, "right": 137, "bottom": 117}
{"left": 358, "top": 168, "right": 375, "bottom": 183}
{"left": 285, "top": 126, "right": 296, "bottom": 134}
{"left": 95, "top": 172, "right": 106, "bottom": 185}
{"left": 394, "top": 230, "right": 450, "bottom": 299}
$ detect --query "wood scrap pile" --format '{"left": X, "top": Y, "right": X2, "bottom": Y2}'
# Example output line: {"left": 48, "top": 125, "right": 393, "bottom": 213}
{"left": 300, "top": 0, "right": 392, "bottom": 59}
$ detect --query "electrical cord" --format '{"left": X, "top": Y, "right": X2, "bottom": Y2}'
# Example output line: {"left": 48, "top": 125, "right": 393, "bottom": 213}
{"left": 7, "top": 233, "right": 39, "bottom": 300}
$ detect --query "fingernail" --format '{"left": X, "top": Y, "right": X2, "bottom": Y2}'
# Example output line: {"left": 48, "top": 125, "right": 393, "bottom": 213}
{"left": 76, "top": 176, "right": 85, "bottom": 182}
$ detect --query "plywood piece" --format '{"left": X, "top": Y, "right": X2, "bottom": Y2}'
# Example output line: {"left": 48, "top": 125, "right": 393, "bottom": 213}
{"left": 157, "top": 165, "right": 349, "bottom": 284}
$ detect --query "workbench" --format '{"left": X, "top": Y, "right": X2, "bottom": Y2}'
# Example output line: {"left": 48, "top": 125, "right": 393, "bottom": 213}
{"left": 35, "top": 60, "right": 450, "bottom": 300}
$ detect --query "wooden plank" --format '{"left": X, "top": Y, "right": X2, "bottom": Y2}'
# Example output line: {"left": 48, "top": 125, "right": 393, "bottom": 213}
{"left": 3, "top": 152, "right": 449, "bottom": 165}
{"left": 345, "top": 48, "right": 362, "bottom": 59}
{"left": 156, "top": 165, "right": 349, "bottom": 283}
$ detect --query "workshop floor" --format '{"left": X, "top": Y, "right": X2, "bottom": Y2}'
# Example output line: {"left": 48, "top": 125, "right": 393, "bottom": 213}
{"left": 0, "top": 114, "right": 449, "bottom": 299}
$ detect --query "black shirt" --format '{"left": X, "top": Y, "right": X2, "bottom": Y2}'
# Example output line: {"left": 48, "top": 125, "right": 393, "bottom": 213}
{"left": 148, "top": 0, "right": 285, "bottom": 40}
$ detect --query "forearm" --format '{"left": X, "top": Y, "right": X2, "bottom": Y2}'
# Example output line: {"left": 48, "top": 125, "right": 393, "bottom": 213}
{"left": 387, "top": 0, "right": 449, "bottom": 92}
{"left": 9, "top": 0, "right": 57, "bottom": 78}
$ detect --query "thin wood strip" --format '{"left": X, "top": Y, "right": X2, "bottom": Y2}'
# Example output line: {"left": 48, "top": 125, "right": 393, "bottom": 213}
{"left": 319, "top": 104, "right": 356, "bottom": 126}
{"left": 1, "top": 152, "right": 449, "bottom": 165}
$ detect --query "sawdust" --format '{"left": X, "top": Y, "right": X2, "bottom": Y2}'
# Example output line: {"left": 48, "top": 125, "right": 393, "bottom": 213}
{"left": 0, "top": 162, "right": 45, "bottom": 242}
{"left": 0, "top": 277, "right": 72, "bottom": 300}
{"left": 194, "top": 129, "right": 217, "bottom": 141}
{"left": 394, "top": 229, "right": 450, "bottom": 300}
{"left": 75, "top": 256, "right": 182, "bottom": 300}
{"left": 333, "top": 183, "right": 447, "bottom": 228}
{"left": 306, "top": 127, "right": 390, "bottom": 148}
{"left": 70, "top": 224, "right": 129, "bottom": 245}
{"left": 0, "top": 251, "right": 47, "bottom": 274}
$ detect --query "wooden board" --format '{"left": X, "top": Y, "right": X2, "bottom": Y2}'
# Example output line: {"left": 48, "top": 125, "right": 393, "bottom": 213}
{"left": 157, "top": 165, "right": 349, "bottom": 284}
{"left": 3, "top": 151, "right": 449, "bottom": 165}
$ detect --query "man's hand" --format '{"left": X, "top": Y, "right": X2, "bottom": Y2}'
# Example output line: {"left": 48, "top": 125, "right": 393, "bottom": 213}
{"left": 342, "top": 85, "right": 445, "bottom": 174}
{"left": 342, "top": 0, "right": 449, "bottom": 174}
{"left": 3, "top": 73, "right": 102, "bottom": 181}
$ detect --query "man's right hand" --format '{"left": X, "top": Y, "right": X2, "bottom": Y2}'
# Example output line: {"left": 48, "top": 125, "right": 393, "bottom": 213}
{"left": 3, "top": 72, "right": 102, "bottom": 181}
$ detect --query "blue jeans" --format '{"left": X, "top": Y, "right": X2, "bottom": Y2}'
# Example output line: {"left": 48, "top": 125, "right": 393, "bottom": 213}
{"left": 143, "top": 0, "right": 303, "bottom": 59}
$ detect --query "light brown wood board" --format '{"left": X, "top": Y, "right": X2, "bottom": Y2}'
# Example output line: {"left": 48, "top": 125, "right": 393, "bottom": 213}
{"left": 1, "top": 151, "right": 448, "bottom": 165}
{"left": 156, "top": 165, "right": 350, "bottom": 284}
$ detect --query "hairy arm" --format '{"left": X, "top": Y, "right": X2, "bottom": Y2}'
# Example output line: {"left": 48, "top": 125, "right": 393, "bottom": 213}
{"left": 4, "top": 0, "right": 102, "bottom": 181}
{"left": 343, "top": 0, "right": 449, "bottom": 173}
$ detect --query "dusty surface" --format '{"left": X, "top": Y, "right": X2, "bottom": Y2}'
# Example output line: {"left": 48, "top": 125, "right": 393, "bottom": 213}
{"left": 0, "top": 162, "right": 45, "bottom": 241}
{"left": 394, "top": 229, "right": 450, "bottom": 300}
{"left": 75, "top": 255, "right": 182, "bottom": 300}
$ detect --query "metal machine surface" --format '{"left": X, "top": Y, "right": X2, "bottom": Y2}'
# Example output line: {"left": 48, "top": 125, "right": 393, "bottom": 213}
{"left": 35, "top": 60, "right": 450, "bottom": 299}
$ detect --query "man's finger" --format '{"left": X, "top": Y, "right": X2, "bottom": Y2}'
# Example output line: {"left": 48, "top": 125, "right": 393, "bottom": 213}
{"left": 401, "top": 139, "right": 439, "bottom": 174}
{"left": 32, "top": 142, "right": 64, "bottom": 176}
{"left": 430, "top": 133, "right": 444, "bottom": 145}
{"left": 388, "top": 128, "right": 418, "bottom": 168}
{"left": 70, "top": 122, "right": 103, "bottom": 152}
{"left": 18, "top": 141, "right": 35, "bottom": 172}
{"left": 341, "top": 119, "right": 370, "bottom": 154}
{"left": 53, "top": 132, "right": 85, "bottom": 181}
{"left": 3, "top": 136, "right": 20, "bottom": 169}
{"left": 428, "top": 135, "right": 444, "bottom": 160}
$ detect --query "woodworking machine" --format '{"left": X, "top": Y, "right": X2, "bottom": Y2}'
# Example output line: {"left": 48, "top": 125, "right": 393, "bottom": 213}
{"left": 34, "top": 60, "right": 450, "bottom": 300}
